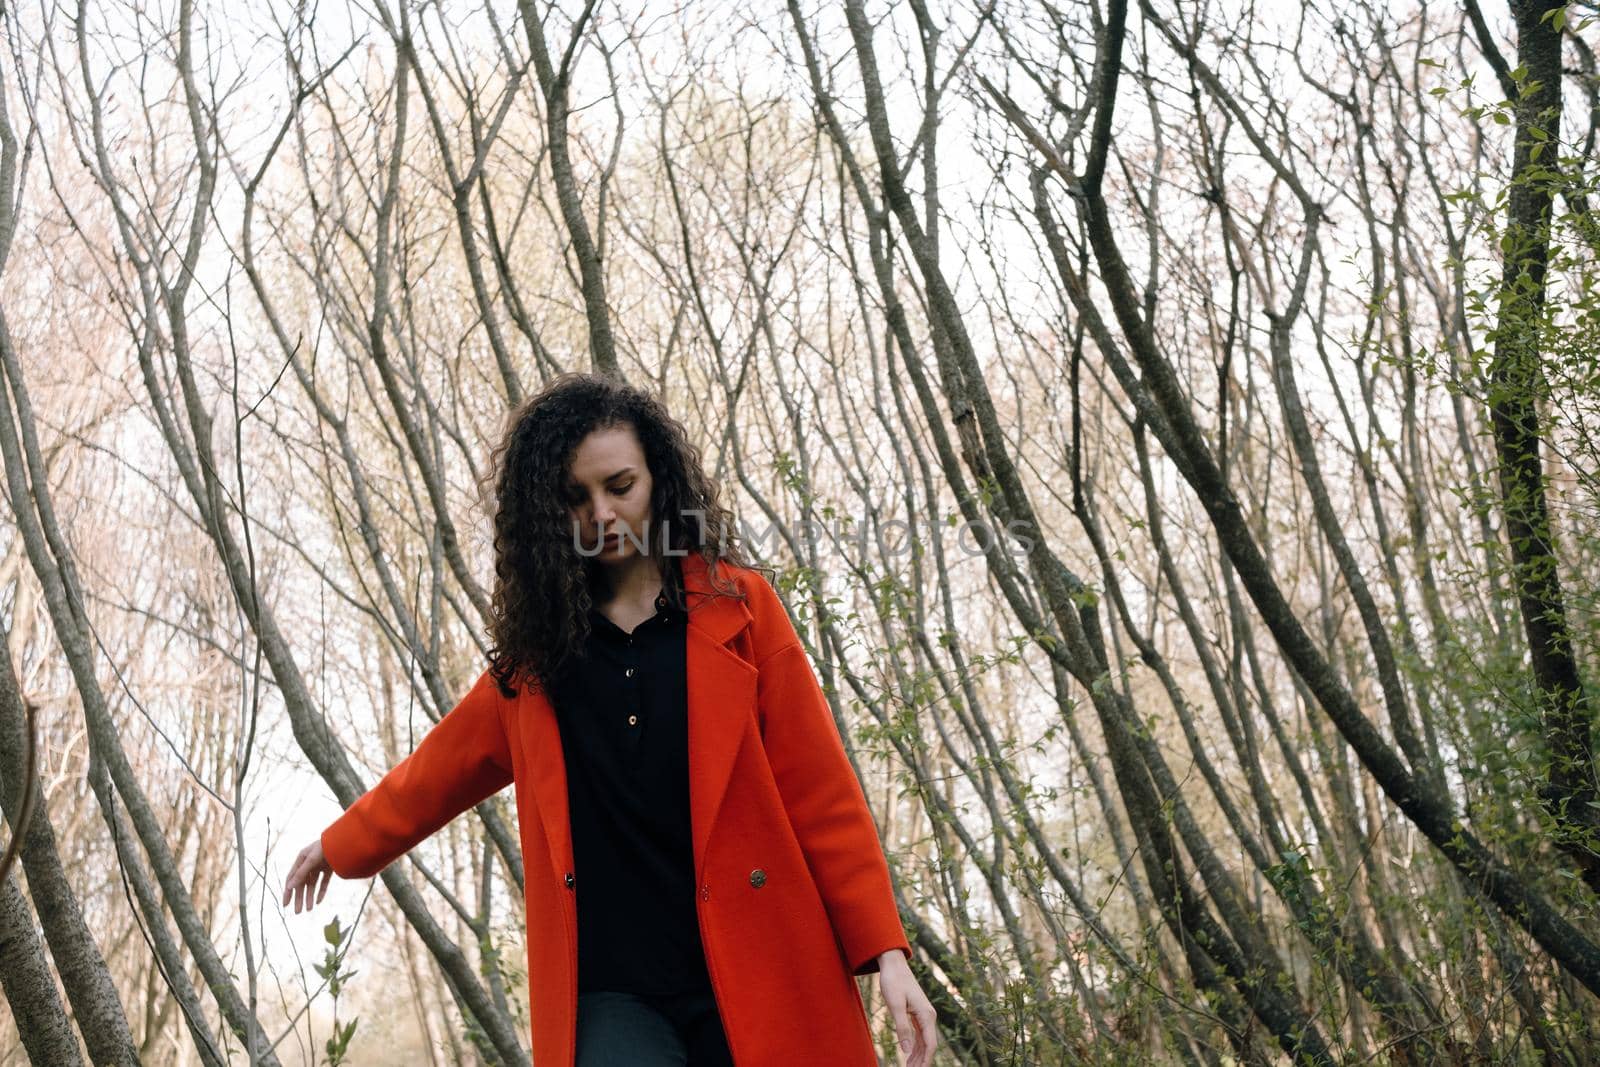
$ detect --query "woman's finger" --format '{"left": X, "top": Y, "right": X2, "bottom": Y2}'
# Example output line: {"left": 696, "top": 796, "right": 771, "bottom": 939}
{"left": 295, "top": 860, "right": 313, "bottom": 911}
{"left": 281, "top": 854, "right": 298, "bottom": 906}
{"left": 282, "top": 855, "right": 303, "bottom": 907}
{"left": 890, "top": 993, "right": 915, "bottom": 1058}
{"left": 918, "top": 999, "right": 938, "bottom": 1053}
{"left": 908, "top": 1004, "right": 934, "bottom": 1062}
{"left": 286, "top": 846, "right": 314, "bottom": 904}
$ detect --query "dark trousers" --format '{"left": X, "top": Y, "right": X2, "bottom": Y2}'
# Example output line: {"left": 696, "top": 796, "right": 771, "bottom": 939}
{"left": 575, "top": 989, "right": 736, "bottom": 1067}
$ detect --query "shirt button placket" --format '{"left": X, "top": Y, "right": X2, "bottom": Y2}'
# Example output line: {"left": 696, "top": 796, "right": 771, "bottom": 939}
{"left": 624, "top": 636, "right": 640, "bottom": 732}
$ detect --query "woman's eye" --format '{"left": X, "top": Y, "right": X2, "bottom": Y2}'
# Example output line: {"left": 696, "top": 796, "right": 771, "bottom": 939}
{"left": 612, "top": 482, "right": 634, "bottom": 495}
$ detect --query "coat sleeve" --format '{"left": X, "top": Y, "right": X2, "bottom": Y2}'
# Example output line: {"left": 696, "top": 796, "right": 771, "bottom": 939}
{"left": 321, "top": 668, "right": 514, "bottom": 880}
{"left": 751, "top": 585, "right": 912, "bottom": 976}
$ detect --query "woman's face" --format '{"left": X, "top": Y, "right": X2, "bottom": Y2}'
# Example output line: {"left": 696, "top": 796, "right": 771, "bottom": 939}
{"left": 563, "top": 423, "right": 655, "bottom": 561}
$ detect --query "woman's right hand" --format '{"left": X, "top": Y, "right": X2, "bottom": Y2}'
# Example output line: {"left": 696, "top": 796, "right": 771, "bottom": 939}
{"left": 282, "top": 837, "right": 336, "bottom": 914}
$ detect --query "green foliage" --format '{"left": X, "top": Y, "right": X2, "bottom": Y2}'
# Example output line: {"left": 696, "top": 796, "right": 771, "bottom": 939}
{"left": 1401, "top": 45, "right": 1600, "bottom": 835}
{"left": 315, "top": 918, "right": 360, "bottom": 1067}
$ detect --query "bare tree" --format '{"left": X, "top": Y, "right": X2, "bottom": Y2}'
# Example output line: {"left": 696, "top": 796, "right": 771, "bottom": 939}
{"left": 5, "top": 0, "right": 1599, "bottom": 1063}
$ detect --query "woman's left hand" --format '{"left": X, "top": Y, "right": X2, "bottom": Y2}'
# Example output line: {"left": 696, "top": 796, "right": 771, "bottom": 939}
{"left": 877, "top": 949, "right": 938, "bottom": 1066}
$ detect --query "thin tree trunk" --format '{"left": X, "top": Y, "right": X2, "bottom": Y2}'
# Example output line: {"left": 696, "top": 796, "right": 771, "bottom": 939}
{"left": 1487, "top": 0, "right": 1599, "bottom": 885}
{"left": 0, "top": 649, "right": 140, "bottom": 1067}
{"left": 0, "top": 867, "right": 87, "bottom": 1067}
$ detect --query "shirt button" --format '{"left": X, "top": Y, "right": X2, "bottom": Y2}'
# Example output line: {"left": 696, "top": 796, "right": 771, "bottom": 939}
{"left": 749, "top": 868, "right": 767, "bottom": 889}
{"left": 624, "top": 667, "right": 635, "bottom": 677}
{"left": 699, "top": 884, "right": 710, "bottom": 901}
{"left": 564, "top": 872, "right": 575, "bottom": 890}
{"left": 628, "top": 714, "right": 638, "bottom": 726}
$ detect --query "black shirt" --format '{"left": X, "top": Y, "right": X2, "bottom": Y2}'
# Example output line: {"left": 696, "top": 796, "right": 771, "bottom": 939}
{"left": 548, "top": 589, "right": 713, "bottom": 995}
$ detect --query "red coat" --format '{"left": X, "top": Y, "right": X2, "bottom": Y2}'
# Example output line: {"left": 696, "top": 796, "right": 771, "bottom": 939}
{"left": 320, "top": 552, "right": 911, "bottom": 1065}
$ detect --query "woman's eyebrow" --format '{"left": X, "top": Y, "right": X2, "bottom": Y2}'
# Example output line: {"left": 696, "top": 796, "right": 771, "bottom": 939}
{"left": 567, "top": 466, "right": 636, "bottom": 489}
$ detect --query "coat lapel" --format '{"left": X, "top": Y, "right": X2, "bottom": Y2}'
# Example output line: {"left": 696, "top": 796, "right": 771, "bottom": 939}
{"left": 681, "top": 553, "right": 758, "bottom": 882}
{"left": 522, "top": 689, "right": 570, "bottom": 889}
{"left": 515, "top": 553, "right": 757, "bottom": 890}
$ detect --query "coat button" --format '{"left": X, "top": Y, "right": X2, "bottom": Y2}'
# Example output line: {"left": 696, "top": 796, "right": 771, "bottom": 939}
{"left": 749, "top": 868, "right": 767, "bottom": 889}
{"left": 699, "top": 883, "right": 710, "bottom": 901}
{"left": 624, "top": 667, "right": 635, "bottom": 677}
{"left": 564, "top": 871, "right": 575, "bottom": 890}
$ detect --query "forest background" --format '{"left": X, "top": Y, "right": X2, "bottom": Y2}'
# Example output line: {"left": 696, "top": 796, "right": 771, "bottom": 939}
{"left": 1, "top": 0, "right": 1599, "bottom": 1064}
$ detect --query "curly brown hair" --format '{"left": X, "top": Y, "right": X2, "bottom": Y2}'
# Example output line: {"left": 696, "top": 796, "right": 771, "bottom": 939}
{"left": 484, "top": 373, "right": 758, "bottom": 697}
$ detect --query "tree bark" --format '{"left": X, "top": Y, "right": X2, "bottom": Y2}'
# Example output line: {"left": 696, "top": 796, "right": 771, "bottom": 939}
{"left": 0, "top": 868, "right": 86, "bottom": 1067}
{"left": 0, "top": 650, "right": 140, "bottom": 1067}
{"left": 1487, "top": 0, "right": 1599, "bottom": 886}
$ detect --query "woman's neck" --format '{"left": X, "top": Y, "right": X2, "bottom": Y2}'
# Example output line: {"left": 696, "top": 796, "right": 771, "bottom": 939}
{"left": 593, "top": 553, "right": 664, "bottom": 610}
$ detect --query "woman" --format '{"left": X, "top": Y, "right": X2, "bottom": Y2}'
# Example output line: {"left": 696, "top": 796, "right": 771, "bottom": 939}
{"left": 282, "top": 373, "right": 939, "bottom": 1066}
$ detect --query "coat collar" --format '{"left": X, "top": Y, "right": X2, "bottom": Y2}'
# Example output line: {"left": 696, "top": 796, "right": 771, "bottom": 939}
{"left": 679, "top": 550, "right": 753, "bottom": 644}
{"left": 518, "top": 552, "right": 757, "bottom": 888}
